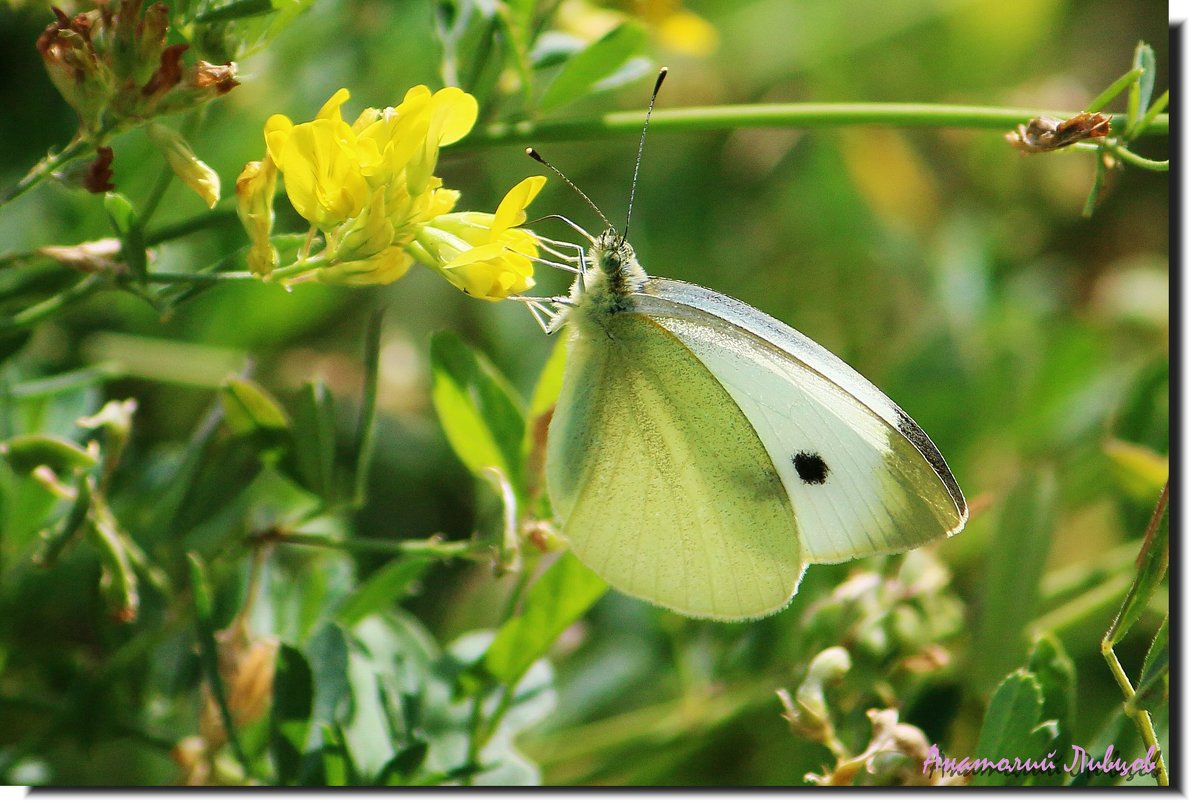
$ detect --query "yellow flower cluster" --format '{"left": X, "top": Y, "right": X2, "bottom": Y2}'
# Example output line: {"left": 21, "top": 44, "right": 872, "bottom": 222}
{"left": 236, "top": 86, "right": 545, "bottom": 300}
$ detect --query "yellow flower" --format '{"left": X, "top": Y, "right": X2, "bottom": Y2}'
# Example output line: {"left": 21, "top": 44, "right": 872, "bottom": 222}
{"left": 264, "top": 91, "right": 371, "bottom": 229}
{"left": 235, "top": 157, "right": 278, "bottom": 276}
{"left": 236, "top": 86, "right": 546, "bottom": 300}
{"left": 412, "top": 176, "right": 546, "bottom": 300}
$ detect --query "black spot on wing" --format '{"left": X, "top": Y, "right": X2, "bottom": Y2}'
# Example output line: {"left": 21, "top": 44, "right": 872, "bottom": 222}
{"left": 894, "top": 407, "right": 967, "bottom": 516}
{"left": 793, "top": 451, "right": 829, "bottom": 485}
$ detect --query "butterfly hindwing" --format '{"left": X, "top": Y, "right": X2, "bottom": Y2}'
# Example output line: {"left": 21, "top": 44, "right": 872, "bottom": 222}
{"left": 634, "top": 279, "right": 967, "bottom": 564}
{"left": 546, "top": 310, "right": 805, "bottom": 620}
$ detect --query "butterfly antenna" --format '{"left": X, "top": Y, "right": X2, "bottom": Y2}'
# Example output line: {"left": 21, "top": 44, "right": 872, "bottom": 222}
{"left": 622, "top": 66, "right": 668, "bottom": 243}
{"left": 526, "top": 147, "right": 614, "bottom": 232}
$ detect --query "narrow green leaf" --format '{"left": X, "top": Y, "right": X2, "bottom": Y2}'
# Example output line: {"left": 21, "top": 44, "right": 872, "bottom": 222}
{"left": 334, "top": 558, "right": 431, "bottom": 627}
{"left": 1131, "top": 616, "right": 1168, "bottom": 713}
{"left": 0, "top": 433, "right": 97, "bottom": 474}
{"left": 91, "top": 509, "right": 139, "bottom": 623}
{"left": 972, "top": 670, "right": 1049, "bottom": 786}
{"left": 429, "top": 330, "right": 525, "bottom": 493}
{"left": 1126, "top": 42, "right": 1156, "bottom": 135}
{"left": 1131, "top": 89, "right": 1169, "bottom": 140}
{"left": 1085, "top": 67, "right": 1143, "bottom": 114}
{"left": 1105, "top": 486, "right": 1168, "bottom": 646}
{"left": 973, "top": 470, "right": 1056, "bottom": 692}
{"left": 288, "top": 380, "right": 336, "bottom": 502}
{"left": 220, "top": 378, "right": 291, "bottom": 436}
{"left": 271, "top": 644, "right": 314, "bottom": 785}
{"left": 539, "top": 23, "right": 648, "bottom": 111}
{"left": 483, "top": 552, "right": 607, "bottom": 685}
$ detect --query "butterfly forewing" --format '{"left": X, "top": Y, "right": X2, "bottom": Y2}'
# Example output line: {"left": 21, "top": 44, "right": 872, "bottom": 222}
{"left": 634, "top": 279, "right": 967, "bottom": 564}
{"left": 546, "top": 310, "right": 805, "bottom": 620}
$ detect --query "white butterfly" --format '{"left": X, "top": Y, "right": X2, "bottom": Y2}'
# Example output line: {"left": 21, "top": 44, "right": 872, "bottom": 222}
{"left": 521, "top": 228, "right": 967, "bottom": 621}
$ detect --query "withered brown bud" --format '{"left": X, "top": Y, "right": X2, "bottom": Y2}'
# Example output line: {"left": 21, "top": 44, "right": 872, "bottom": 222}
{"left": 193, "top": 60, "right": 240, "bottom": 95}
{"left": 140, "top": 43, "right": 188, "bottom": 101}
{"left": 83, "top": 146, "right": 115, "bottom": 193}
{"left": 1006, "top": 112, "right": 1111, "bottom": 153}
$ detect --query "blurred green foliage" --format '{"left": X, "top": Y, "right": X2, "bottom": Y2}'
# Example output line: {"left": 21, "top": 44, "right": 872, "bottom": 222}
{"left": 0, "top": 0, "right": 1168, "bottom": 786}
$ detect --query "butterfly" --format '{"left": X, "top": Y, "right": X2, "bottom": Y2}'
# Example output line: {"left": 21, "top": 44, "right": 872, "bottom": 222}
{"left": 520, "top": 72, "right": 967, "bottom": 621}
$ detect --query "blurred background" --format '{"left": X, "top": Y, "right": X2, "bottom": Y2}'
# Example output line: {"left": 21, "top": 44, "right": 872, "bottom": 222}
{"left": 0, "top": 0, "right": 1169, "bottom": 785}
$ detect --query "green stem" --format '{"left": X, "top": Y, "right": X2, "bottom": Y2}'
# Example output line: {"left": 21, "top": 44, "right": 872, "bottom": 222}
{"left": 352, "top": 309, "right": 383, "bottom": 507}
{"left": 0, "top": 135, "right": 95, "bottom": 207}
{"left": 0, "top": 275, "right": 104, "bottom": 333}
{"left": 145, "top": 270, "right": 258, "bottom": 284}
{"left": 460, "top": 103, "right": 1168, "bottom": 148}
{"left": 144, "top": 207, "right": 238, "bottom": 246}
{"left": 1101, "top": 643, "right": 1168, "bottom": 785}
{"left": 139, "top": 163, "right": 177, "bottom": 228}
{"left": 1110, "top": 143, "right": 1168, "bottom": 172}
{"left": 267, "top": 531, "right": 483, "bottom": 560}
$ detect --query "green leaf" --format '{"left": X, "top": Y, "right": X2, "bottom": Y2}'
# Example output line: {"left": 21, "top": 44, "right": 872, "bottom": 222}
{"left": 1104, "top": 439, "right": 1168, "bottom": 503}
{"left": 0, "top": 433, "right": 97, "bottom": 474}
{"left": 34, "top": 473, "right": 93, "bottom": 566}
{"left": 334, "top": 558, "right": 432, "bottom": 627}
{"left": 483, "top": 552, "right": 607, "bottom": 686}
{"left": 103, "top": 192, "right": 146, "bottom": 281}
{"left": 1105, "top": 489, "right": 1168, "bottom": 646}
{"left": 287, "top": 380, "right": 336, "bottom": 502}
{"left": 90, "top": 507, "right": 139, "bottom": 623}
{"left": 1132, "top": 616, "right": 1168, "bottom": 713}
{"left": 194, "top": 0, "right": 274, "bottom": 23}
{"left": 972, "top": 670, "right": 1050, "bottom": 786}
{"left": 1025, "top": 634, "right": 1075, "bottom": 783}
{"left": 1126, "top": 42, "right": 1156, "bottom": 136}
{"left": 374, "top": 741, "right": 429, "bottom": 785}
{"left": 221, "top": 378, "right": 291, "bottom": 436}
{"left": 973, "top": 469, "right": 1056, "bottom": 692}
{"left": 271, "top": 644, "right": 314, "bottom": 785}
{"left": 1085, "top": 67, "right": 1144, "bottom": 114}
{"left": 539, "top": 23, "right": 648, "bottom": 111}
{"left": 429, "top": 331, "right": 525, "bottom": 493}
{"left": 1026, "top": 634, "right": 1075, "bottom": 735}
{"left": 522, "top": 336, "right": 567, "bottom": 515}
{"left": 319, "top": 723, "right": 358, "bottom": 786}
{"left": 483, "top": 466, "right": 521, "bottom": 574}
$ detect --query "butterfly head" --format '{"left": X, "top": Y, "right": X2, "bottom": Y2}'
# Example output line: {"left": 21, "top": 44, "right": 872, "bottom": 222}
{"left": 592, "top": 229, "right": 647, "bottom": 290}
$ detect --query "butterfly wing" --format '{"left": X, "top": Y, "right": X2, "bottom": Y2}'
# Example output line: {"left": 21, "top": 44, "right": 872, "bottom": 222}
{"left": 634, "top": 278, "right": 967, "bottom": 564}
{"left": 546, "top": 309, "right": 805, "bottom": 620}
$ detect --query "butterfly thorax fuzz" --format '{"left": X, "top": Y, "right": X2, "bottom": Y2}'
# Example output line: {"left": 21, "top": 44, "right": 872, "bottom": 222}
{"left": 566, "top": 230, "right": 648, "bottom": 334}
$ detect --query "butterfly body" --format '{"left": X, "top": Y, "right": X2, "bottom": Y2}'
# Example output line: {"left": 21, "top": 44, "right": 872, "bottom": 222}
{"left": 545, "top": 230, "right": 967, "bottom": 620}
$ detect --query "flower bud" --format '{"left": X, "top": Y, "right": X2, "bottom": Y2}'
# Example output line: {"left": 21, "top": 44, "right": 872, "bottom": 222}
{"left": 148, "top": 123, "right": 220, "bottom": 208}
{"left": 236, "top": 158, "right": 278, "bottom": 276}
